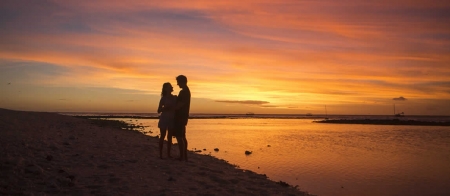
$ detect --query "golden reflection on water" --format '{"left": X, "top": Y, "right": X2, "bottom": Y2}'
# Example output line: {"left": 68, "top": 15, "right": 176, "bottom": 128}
{"left": 136, "top": 118, "right": 450, "bottom": 196}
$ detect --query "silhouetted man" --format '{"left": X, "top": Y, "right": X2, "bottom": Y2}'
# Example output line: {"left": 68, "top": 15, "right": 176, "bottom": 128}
{"left": 174, "top": 75, "right": 190, "bottom": 161}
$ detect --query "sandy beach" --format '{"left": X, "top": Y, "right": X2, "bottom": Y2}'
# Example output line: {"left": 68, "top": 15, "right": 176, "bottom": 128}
{"left": 0, "top": 108, "right": 311, "bottom": 196}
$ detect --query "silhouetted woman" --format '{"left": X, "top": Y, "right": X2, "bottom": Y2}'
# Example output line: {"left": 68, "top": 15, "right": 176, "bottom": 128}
{"left": 157, "top": 82, "right": 177, "bottom": 159}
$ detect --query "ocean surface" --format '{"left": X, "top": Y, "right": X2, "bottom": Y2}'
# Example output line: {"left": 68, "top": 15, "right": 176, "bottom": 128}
{"left": 67, "top": 113, "right": 450, "bottom": 196}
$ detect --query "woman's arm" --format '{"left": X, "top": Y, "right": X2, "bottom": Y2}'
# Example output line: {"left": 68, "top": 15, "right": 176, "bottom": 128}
{"left": 175, "top": 92, "right": 187, "bottom": 110}
{"left": 161, "top": 96, "right": 176, "bottom": 112}
{"left": 157, "top": 98, "right": 164, "bottom": 114}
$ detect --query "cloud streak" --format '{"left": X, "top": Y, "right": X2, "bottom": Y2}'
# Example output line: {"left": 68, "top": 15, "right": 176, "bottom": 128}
{"left": 215, "top": 100, "right": 270, "bottom": 105}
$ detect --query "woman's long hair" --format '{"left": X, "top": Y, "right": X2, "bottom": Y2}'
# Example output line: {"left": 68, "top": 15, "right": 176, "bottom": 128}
{"left": 161, "top": 82, "right": 171, "bottom": 97}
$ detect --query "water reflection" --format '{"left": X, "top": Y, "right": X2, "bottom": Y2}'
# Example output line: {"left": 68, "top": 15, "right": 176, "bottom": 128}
{"left": 132, "top": 118, "right": 450, "bottom": 196}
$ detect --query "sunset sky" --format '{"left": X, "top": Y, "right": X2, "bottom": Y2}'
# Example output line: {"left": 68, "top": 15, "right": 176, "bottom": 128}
{"left": 1, "top": 0, "right": 449, "bottom": 115}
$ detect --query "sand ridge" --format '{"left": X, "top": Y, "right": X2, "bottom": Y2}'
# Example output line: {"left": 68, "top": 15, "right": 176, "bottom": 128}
{"left": 0, "top": 109, "right": 311, "bottom": 195}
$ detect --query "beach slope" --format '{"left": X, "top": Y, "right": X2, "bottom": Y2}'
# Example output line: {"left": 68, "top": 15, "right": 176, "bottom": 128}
{"left": 0, "top": 109, "right": 310, "bottom": 195}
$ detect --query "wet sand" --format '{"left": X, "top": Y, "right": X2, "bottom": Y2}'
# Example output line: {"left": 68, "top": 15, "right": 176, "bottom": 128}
{"left": 0, "top": 108, "right": 311, "bottom": 195}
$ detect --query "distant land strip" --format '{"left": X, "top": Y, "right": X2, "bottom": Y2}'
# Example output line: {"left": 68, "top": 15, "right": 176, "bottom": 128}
{"left": 315, "top": 119, "right": 450, "bottom": 126}
{"left": 73, "top": 115, "right": 450, "bottom": 126}
{"left": 72, "top": 115, "right": 320, "bottom": 119}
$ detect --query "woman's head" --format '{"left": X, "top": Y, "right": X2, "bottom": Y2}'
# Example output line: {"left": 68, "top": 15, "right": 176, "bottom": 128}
{"left": 161, "top": 82, "right": 173, "bottom": 97}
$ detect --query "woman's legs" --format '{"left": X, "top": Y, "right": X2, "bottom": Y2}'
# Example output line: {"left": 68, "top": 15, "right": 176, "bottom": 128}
{"left": 159, "top": 128, "right": 167, "bottom": 159}
{"left": 167, "top": 128, "right": 173, "bottom": 158}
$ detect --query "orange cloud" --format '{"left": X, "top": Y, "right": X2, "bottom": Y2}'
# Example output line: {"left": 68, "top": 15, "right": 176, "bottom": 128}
{"left": 1, "top": 0, "right": 449, "bottom": 114}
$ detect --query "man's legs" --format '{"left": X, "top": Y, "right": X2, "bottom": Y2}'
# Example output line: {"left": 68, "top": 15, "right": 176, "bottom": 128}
{"left": 174, "top": 122, "right": 188, "bottom": 161}
{"left": 183, "top": 136, "right": 188, "bottom": 161}
{"left": 176, "top": 125, "right": 188, "bottom": 161}
{"left": 176, "top": 135, "right": 185, "bottom": 161}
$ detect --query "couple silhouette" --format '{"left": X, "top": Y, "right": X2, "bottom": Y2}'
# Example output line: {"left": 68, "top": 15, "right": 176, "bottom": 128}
{"left": 157, "top": 75, "right": 191, "bottom": 161}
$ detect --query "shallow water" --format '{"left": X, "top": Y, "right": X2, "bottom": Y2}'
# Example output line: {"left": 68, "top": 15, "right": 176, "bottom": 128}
{"left": 125, "top": 118, "right": 450, "bottom": 196}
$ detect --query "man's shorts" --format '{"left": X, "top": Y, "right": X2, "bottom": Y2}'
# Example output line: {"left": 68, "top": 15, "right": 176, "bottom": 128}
{"left": 173, "top": 121, "right": 186, "bottom": 137}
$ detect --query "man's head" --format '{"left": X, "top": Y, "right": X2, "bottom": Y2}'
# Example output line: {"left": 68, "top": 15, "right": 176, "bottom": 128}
{"left": 176, "top": 75, "right": 188, "bottom": 88}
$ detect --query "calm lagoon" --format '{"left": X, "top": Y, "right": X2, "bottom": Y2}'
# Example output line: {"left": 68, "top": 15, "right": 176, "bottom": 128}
{"left": 123, "top": 118, "right": 450, "bottom": 196}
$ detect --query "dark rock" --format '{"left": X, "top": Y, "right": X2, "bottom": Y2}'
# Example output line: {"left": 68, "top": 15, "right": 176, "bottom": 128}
{"left": 67, "top": 175, "right": 75, "bottom": 181}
